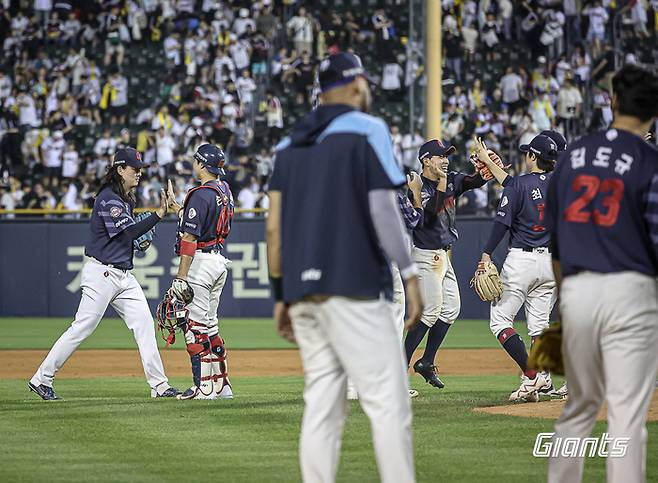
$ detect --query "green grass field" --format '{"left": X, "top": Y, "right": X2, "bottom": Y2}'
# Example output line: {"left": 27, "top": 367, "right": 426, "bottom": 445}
{"left": 1, "top": 318, "right": 656, "bottom": 482}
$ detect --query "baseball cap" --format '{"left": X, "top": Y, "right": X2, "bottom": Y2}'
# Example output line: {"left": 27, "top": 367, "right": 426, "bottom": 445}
{"left": 539, "top": 130, "right": 568, "bottom": 152}
{"left": 418, "top": 139, "right": 456, "bottom": 160}
{"left": 519, "top": 135, "right": 558, "bottom": 161}
{"left": 318, "top": 52, "right": 374, "bottom": 93}
{"left": 113, "top": 147, "right": 147, "bottom": 168}
{"left": 194, "top": 143, "right": 226, "bottom": 176}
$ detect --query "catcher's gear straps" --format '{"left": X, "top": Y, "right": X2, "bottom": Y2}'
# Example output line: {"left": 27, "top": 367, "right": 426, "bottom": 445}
{"left": 182, "top": 182, "right": 234, "bottom": 249}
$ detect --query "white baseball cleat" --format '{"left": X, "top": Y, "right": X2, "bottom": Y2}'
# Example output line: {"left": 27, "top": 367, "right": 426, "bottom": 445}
{"left": 346, "top": 387, "right": 359, "bottom": 400}
{"left": 216, "top": 384, "right": 234, "bottom": 399}
{"left": 177, "top": 386, "right": 217, "bottom": 400}
{"left": 553, "top": 383, "right": 568, "bottom": 398}
{"left": 509, "top": 373, "right": 548, "bottom": 402}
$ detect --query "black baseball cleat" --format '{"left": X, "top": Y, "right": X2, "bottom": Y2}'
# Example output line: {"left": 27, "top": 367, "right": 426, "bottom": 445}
{"left": 413, "top": 360, "right": 445, "bottom": 389}
{"left": 153, "top": 387, "right": 182, "bottom": 398}
{"left": 27, "top": 382, "right": 60, "bottom": 400}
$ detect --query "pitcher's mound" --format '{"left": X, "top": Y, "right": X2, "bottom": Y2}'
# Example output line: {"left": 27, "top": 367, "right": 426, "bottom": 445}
{"left": 474, "top": 390, "right": 658, "bottom": 421}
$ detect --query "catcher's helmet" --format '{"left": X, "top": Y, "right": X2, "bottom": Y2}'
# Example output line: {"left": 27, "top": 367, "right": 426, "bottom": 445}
{"left": 194, "top": 143, "right": 226, "bottom": 176}
{"left": 155, "top": 292, "right": 189, "bottom": 347}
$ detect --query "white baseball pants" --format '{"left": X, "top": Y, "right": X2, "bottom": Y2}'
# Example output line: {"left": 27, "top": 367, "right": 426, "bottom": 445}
{"left": 290, "top": 296, "right": 415, "bottom": 483}
{"left": 490, "top": 248, "right": 556, "bottom": 338}
{"left": 30, "top": 257, "right": 171, "bottom": 394}
{"left": 547, "top": 271, "right": 658, "bottom": 483}
{"left": 413, "top": 247, "right": 460, "bottom": 327}
{"left": 185, "top": 251, "right": 230, "bottom": 335}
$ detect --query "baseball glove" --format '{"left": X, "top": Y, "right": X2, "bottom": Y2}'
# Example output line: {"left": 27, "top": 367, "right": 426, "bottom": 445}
{"left": 528, "top": 323, "right": 564, "bottom": 376}
{"left": 133, "top": 211, "right": 155, "bottom": 251}
{"left": 470, "top": 260, "right": 503, "bottom": 302}
{"left": 469, "top": 149, "right": 505, "bottom": 181}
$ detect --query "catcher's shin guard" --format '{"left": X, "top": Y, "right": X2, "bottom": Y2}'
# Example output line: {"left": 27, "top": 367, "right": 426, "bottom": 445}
{"left": 209, "top": 334, "right": 233, "bottom": 399}
{"left": 179, "top": 324, "right": 214, "bottom": 400}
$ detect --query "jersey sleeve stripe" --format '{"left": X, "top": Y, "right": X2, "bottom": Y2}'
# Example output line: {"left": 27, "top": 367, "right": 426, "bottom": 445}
{"left": 315, "top": 111, "right": 406, "bottom": 186}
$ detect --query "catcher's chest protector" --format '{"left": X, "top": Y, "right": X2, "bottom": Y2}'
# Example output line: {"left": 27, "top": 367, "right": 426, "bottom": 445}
{"left": 176, "top": 182, "right": 235, "bottom": 253}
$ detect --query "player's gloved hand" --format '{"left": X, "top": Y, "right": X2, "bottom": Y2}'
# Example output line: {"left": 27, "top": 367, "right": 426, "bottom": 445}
{"left": 528, "top": 323, "right": 564, "bottom": 375}
{"left": 171, "top": 278, "right": 194, "bottom": 305}
{"left": 133, "top": 211, "right": 155, "bottom": 251}
{"left": 470, "top": 136, "right": 509, "bottom": 181}
{"left": 470, "top": 259, "right": 503, "bottom": 302}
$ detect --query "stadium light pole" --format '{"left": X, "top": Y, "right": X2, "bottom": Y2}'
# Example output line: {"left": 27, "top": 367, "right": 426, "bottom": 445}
{"left": 426, "top": 0, "right": 442, "bottom": 140}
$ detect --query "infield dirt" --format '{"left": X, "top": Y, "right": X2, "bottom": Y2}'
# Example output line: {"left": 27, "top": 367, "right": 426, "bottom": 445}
{"left": 3, "top": 348, "right": 657, "bottom": 420}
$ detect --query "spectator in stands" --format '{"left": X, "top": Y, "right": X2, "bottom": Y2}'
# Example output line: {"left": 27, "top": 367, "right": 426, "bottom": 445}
{"left": 584, "top": 0, "right": 609, "bottom": 59}
{"left": 401, "top": 130, "right": 423, "bottom": 173}
{"left": 40, "top": 130, "right": 65, "bottom": 186}
{"left": 237, "top": 174, "right": 260, "bottom": 218}
{"left": 103, "top": 7, "right": 126, "bottom": 67}
{"left": 154, "top": 127, "right": 175, "bottom": 177}
{"left": 381, "top": 59, "right": 404, "bottom": 100}
{"left": 235, "top": 70, "right": 257, "bottom": 120}
{"left": 481, "top": 13, "right": 500, "bottom": 62}
{"left": 265, "top": 90, "right": 283, "bottom": 145}
{"left": 287, "top": 7, "right": 315, "bottom": 57}
{"left": 104, "top": 69, "right": 128, "bottom": 125}
{"left": 557, "top": 76, "right": 583, "bottom": 139}
{"left": 444, "top": 30, "right": 463, "bottom": 82}
{"left": 499, "top": 67, "right": 524, "bottom": 113}
{"left": 61, "top": 140, "right": 79, "bottom": 180}
{"left": 461, "top": 21, "right": 478, "bottom": 63}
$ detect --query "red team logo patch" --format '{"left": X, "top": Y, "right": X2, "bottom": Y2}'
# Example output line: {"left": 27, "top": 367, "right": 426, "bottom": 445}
{"left": 109, "top": 206, "right": 123, "bottom": 218}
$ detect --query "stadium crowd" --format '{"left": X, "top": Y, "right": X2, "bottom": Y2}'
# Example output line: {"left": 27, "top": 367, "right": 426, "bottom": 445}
{"left": 0, "top": 0, "right": 657, "bottom": 217}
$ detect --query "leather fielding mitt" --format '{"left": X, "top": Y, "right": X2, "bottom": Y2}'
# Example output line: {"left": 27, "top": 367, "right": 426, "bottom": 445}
{"left": 469, "top": 149, "right": 506, "bottom": 181}
{"left": 133, "top": 211, "right": 155, "bottom": 251}
{"left": 528, "top": 323, "right": 564, "bottom": 376}
{"left": 470, "top": 260, "right": 503, "bottom": 302}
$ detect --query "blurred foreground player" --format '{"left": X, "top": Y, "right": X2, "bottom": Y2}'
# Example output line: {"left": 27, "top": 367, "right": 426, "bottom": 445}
{"left": 546, "top": 64, "right": 658, "bottom": 483}
{"left": 266, "top": 53, "right": 422, "bottom": 483}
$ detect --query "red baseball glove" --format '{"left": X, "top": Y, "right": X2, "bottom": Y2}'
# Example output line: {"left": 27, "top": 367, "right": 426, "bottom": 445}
{"left": 469, "top": 149, "right": 506, "bottom": 181}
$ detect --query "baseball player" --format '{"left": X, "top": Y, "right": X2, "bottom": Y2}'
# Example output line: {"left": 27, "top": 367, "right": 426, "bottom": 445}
{"left": 347, "top": 181, "right": 424, "bottom": 400}
{"left": 474, "top": 130, "right": 568, "bottom": 402}
{"left": 169, "top": 144, "right": 235, "bottom": 401}
{"left": 403, "top": 140, "right": 489, "bottom": 389}
{"left": 28, "top": 148, "right": 179, "bottom": 400}
{"left": 266, "top": 52, "right": 422, "bottom": 483}
{"left": 546, "top": 64, "right": 658, "bottom": 483}
{"left": 474, "top": 134, "right": 560, "bottom": 402}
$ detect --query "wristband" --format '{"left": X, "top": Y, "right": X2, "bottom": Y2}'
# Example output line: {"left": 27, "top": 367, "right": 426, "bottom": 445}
{"left": 270, "top": 276, "right": 284, "bottom": 301}
{"left": 180, "top": 239, "right": 197, "bottom": 257}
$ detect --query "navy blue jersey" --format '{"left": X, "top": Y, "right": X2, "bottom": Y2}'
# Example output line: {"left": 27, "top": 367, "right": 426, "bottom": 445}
{"left": 546, "top": 128, "right": 658, "bottom": 277}
{"left": 269, "top": 104, "right": 405, "bottom": 303}
{"left": 413, "top": 171, "right": 486, "bottom": 250}
{"left": 179, "top": 180, "right": 234, "bottom": 250}
{"left": 495, "top": 172, "right": 552, "bottom": 248}
{"left": 85, "top": 187, "right": 137, "bottom": 269}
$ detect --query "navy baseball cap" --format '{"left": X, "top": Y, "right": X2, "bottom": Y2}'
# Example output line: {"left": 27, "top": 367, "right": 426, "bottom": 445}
{"left": 194, "top": 143, "right": 226, "bottom": 176}
{"left": 519, "top": 134, "right": 558, "bottom": 161}
{"left": 418, "top": 139, "right": 456, "bottom": 160}
{"left": 540, "top": 130, "right": 568, "bottom": 151}
{"left": 113, "top": 147, "right": 147, "bottom": 168}
{"left": 318, "top": 53, "right": 374, "bottom": 93}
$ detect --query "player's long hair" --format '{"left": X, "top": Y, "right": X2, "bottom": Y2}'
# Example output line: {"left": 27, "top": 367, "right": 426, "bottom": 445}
{"left": 537, "top": 158, "right": 556, "bottom": 172}
{"left": 98, "top": 164, "right": 137, "bottom": 204}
